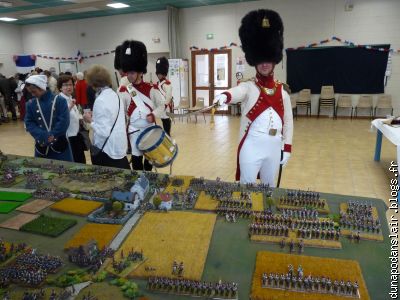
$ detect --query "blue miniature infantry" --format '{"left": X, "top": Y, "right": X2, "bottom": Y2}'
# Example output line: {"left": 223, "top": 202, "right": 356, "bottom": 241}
{"left": 340, "top": 200, "right": 381, "bottom": 235}
{"left": 279, "top": 190, "right": 325, "bottom": 209}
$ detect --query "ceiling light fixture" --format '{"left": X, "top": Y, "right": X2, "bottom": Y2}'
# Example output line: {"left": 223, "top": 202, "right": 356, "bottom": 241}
{"left": 0, "top": 1, "right": 12, "bottom": 8}
{"left": 0, "top": 17, "right": 17, "bottom": 22}
{"left": 107, "top": 3, "right": 129, "bottom": 9}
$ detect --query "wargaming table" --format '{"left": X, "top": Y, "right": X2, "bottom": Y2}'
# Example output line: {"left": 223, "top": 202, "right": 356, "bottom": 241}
{"left": 0, "top": 154, "right": 392, "bottom": 300}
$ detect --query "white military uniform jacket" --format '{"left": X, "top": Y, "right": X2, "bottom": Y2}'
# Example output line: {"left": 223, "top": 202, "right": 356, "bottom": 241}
{"left": 222, "top": 74, "right": 293, "bottom": 180}
{"left": 118, "top": 81, "right": 165, "bottom": 156}
{"left": 154, "top": 79, "right": 173, "bottom": 119}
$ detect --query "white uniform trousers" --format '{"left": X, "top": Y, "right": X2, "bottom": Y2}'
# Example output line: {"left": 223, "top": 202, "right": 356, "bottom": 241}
{"left": 239, "top": 131, "right": 281, "bottom": 186}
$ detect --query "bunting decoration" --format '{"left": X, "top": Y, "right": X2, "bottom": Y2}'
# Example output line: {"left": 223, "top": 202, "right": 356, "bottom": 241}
{"left": 19, "top": 49, "right": 117, "bottom": 61}
{"left": 286, "top": 36, "right": 400, "bottom": 53}
{"left": 190, "top": 42, "right": 240, "bottom": 51}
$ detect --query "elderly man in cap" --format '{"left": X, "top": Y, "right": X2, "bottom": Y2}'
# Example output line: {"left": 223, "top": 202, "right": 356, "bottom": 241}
{"left": 24, "top": 74, "right": 72, "bottom": 161}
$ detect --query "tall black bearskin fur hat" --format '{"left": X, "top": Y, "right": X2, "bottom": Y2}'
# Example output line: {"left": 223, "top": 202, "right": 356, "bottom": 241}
{"left": 239, "top": 9, "right": 284, "bottom": 66}
{"left": 113, "top": 45, "right": 122, "bottom": 70}
{"left": 155, "top": 57, "right": 169, "bottom": 76}
{"left": 120, "top": 40, "right": 148, "bottom": 73}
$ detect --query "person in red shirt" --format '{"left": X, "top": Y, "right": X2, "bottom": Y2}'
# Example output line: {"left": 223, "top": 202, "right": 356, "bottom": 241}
{"left": 74, "top": 72, "right": 88, "bottom": 108}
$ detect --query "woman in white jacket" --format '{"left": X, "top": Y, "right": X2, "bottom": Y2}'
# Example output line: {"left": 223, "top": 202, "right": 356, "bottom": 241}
{"left": 83, "top": 65, "right": 129, "bottom": 169}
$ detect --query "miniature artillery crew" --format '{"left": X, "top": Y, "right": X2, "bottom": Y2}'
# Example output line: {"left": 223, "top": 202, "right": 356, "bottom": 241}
{"left": 148, "top": 277, "right": 238, "bottom": 299}
{"left": 261, "top": 265, "right": 360, "bottom": 297}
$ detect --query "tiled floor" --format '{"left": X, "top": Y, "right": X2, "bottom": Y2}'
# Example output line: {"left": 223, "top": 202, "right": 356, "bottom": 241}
{"left": 0, "top": 116, "right": 398, "bottom": 224}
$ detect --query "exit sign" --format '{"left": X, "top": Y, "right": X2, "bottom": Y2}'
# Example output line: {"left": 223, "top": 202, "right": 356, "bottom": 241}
{"left": 206, "top": 33, "right": 214, "bottom": 40}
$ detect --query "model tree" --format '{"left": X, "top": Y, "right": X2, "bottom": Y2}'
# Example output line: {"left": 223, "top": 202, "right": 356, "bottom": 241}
{"left": 266, "top": 196, "right": 275, "bottom": 209}
{"left": 112, "top": 201, "right": 123, "bottom": 215}
{"left": 153, "top": 196, "right": 162, "bottom": 209}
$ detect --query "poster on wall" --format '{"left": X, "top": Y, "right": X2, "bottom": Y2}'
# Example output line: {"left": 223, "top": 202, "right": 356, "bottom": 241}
{"left": 58, "top": 61, "right": 78, "bottom": 74}
{"left": 236, "top": 56, "right": 246, "bottom": 73}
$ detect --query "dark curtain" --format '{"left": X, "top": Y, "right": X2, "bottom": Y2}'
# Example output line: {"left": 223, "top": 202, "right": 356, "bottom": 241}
{"left": 286, "top": 45, "right": 389, "bottom": 94}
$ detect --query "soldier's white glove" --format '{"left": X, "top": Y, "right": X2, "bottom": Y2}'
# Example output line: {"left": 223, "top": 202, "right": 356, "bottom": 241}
{"left": 280, "top": 152, "right": 291, "bottom": 167}
{"left": 213, "top": 94, "right": 227, "bottom": 106}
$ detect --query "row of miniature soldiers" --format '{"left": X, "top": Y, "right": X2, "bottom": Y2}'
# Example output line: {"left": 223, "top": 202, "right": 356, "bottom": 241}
{"left": 253, "top": 215, "right": 334, "bottom": 230}
{"left": 279, "top": 208, "right": 319, "bottom": 219}
{"left": 347, "top": 201, "right": 373, "bottom": 216}
{"left": 0, "top": 266, "right": 47, "bottom": 286}
{"left": 249, "top": 223, "right": 289, "bottom": 237}
{"left": 217, "top": 207, "right": 252, "bottom": 218}
{"left": 218, "top": 200, "right": 252, "bottom": 209}
{"left": 279, "top": 197, "right": 326, "bottom": 208}
{"left": 286, "top": 190, "right": 321, "bottom": 200}
{"left": 280, "top": 239, "right": 304, "bottom": 253}
{"left": 172, "top": 261, "right": 184, "bottom": 276}
{"left": 16, "top": 252, "right": 63, "bottom": 273}
{"left": 148, "top": 277, "right": 238, "bottom": 299}
{"left": 262, "top": 272, "right": 359, "bottom": 296}
{"left": 340, "top": 219, "right": 381, "bottom": 233}
{"left": 340, "top": 212, "right": 375, "bottom": 224}
{"left": 297, "top": 228, "right": 340, "bottom": 240}
{"left": 244, "top": 182, "right": 272, "bottom": 193}
{"left": 33, "top": 188, "right": 69, "bottom": 201}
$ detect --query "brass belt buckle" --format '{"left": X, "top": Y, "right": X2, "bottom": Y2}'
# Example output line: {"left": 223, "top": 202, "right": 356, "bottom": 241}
{"left": 269, "top": 128, "right": 277, "bottom": 136}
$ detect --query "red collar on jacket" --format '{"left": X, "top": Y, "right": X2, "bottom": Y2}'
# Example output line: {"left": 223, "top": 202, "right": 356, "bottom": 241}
{"left": 133, "top": 81, "right": 153, "bottom": 98}
{"left": 255, "top": 73, "right": 275, "bottom": 88}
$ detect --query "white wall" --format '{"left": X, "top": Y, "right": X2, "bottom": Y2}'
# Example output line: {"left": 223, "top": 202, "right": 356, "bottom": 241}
{"left": 180, "top": 0, "right": 400, "bottom": 115}
{"left": 2, "top": 0, "right": 399, "bottom": 113}
{"left": 0, "top": 23, "right": 23, "bottom": 76}
{"left": 21, "top": 10, "right": 169, "bottom": 87}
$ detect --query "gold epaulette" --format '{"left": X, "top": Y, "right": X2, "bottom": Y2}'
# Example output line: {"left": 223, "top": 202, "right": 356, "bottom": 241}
{"left": 281, "top": 82, "right": 291, "bottom": 94}
{"left": 238, "top": 77, "right": 255, "bottom": 83}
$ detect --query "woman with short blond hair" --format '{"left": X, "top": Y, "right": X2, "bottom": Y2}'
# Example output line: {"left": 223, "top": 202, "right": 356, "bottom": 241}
{"left": 83, "top": 65, "right": 129, "bottom": 169}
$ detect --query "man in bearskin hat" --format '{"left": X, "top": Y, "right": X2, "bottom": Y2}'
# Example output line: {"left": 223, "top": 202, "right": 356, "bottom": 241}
{"left": 154, "top": 57, "right": 173, "bottom": 135}
{"left": 118, "top": 40, "right": 166, "bottom": 171}
{"left": 114, "top": 45, "right": 132, "bottom": 114}
{"left": 213, "top": 9, "right": 293, "bottom": 186}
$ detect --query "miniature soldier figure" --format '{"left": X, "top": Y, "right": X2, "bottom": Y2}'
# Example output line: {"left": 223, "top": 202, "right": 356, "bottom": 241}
{"left": 280, "top": 238, "right": 285, "bottom": 249}
{"left": 289, "top": 240, "right": 294, "bottom": 253}
{"left": 262, "top": 273, "right": 268, "bottom": 286}
{"left": 172, "top": 260, "right": 178, "bottom": 275}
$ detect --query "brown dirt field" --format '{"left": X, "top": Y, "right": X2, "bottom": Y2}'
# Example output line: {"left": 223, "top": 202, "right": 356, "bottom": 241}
{"left": 0, "top": 213, "right": 39, "bottom": 230}
{"left": 17, "top": 199, "right": 54, "bottom": 214}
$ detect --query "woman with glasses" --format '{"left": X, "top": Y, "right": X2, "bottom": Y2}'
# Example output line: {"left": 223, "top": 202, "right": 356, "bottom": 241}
{"left": 58, "top": 75, "right": 86, "bottom": 163}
